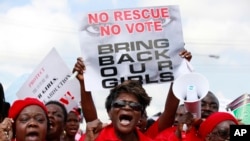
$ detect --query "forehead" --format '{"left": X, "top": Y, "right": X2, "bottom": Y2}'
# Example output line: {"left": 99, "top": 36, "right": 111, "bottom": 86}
{"left": 202, "top": 94, "right": 218, "bottom": 104}
{"left": 68, "top": 112, "right": 78, "bottom": 118}
{"left": 116, "top": 92, "right": 138, "bottom": 102}
{"left": 20, "top": 105, "right": 46, "bottom": 115}
{"left": 214, "top": 120, "right": 236, "bottom": 129}
{"left": 177, "top": 105, "right": 186, "bottom": 111}
{"left": 46, "top": 104, "right": 63, "bottom": 112}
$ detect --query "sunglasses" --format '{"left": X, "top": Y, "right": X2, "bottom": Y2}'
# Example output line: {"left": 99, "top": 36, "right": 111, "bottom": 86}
{"left": 111, "top": 100, "right": 143, "bottom": 111}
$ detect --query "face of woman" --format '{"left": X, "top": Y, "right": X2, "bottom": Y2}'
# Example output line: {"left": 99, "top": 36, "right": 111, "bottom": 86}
{"left": 137, "top": 111, "right": 147, "bottom": 132}
{"left": 109, "top": 93, "right": 142, "bottom": 134}
{"left": 65, "top": 112, "right": 80, "bottom": 137}
{"left": 206, "top": 120, "right": 236, "bottom": 141}
{"left": 174, "top": 105, "right": 186, "bottom": 126}
{"left": 15, "top": 105, "right": 48, "bottom": 141}
{"left": 46, "top": 104, "right": 65, "bottom": 138}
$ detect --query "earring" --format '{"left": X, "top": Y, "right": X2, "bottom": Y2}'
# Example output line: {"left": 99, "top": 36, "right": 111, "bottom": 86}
{"left": 63, "top": 130, "right": 66, "bottom": 136}
{"left": 60, "top": 130, "right": 66, "bottom": 139}
{"left": 138, "top": 120, "right": 142, "bottom": 124}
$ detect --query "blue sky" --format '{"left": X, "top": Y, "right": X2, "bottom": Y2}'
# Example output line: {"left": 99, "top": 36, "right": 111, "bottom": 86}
{"left": 1, "top": 0, "right": 250, "bottom": 122}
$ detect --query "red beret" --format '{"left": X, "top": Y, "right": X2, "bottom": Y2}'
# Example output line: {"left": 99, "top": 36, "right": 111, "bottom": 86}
{"left": 199, "top": 112, "right": 238, "bottom": 139}
{"left": 8, "top": 97, "right": 48, "bottom": 119}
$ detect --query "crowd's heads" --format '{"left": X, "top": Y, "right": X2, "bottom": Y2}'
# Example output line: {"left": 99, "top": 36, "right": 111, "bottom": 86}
{"left": 8, "top": 97, "right": 48, "bottom": 120}
{"left": 105, "top": 80, "right": 152, "bottom": 115}
{"left": 8, "top": 97, "right": 49, "bottom": 141}
{"left": 64, "top": 107, "right": 81, "bottom": 138}
{"left": 70, "top": 107, "right": 82, "bottom": 120}
{"left": 201, "top": 91, "right": 219, "bottom": 119}
{"left": 137, "top": 110, "right": 148, "bottom": 132}
{"left": 174, "top": 104, "right": 186, "bottom": 126}
{"left": 45, "top": 100, "right": 67, "bottom": 140}
{"left": 199, "top": 112, "right": 238, "bottom": 140}
{"left": 45, "top": 100, "right": 67, "bottom": 123}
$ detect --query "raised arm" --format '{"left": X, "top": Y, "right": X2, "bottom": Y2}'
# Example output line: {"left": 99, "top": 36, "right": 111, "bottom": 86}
{"left": 73, "top": 57, "right": 98, "bottom": 122}
{"left": 158, "top": 50, "right": 192, "bottom": 132}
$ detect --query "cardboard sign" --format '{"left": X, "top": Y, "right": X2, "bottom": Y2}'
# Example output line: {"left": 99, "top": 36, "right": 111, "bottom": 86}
{"left": 16, "top": 48, "right": 80, "bottom": 112}
{"left": 80, "top": 5, "right": 185, "bottom": 91}
{"left": 227, "top": 94, "right": 250, "bottom": 124}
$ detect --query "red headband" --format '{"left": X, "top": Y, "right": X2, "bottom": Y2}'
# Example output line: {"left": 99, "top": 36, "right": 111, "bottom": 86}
{"left": 71, "top": 107, "right": 80, "bottom": 116}
{"left": 8, "top": 97, "right": 47, "bottom": 119}
{"left": 199, "top": 112, "right": 238, "bottom": 139}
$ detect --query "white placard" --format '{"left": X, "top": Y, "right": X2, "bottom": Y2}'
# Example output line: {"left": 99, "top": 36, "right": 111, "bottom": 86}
{"left": 80, "top": 5, "right": 185, "bottom": 91}
{"left": 16, "top": 48, "right": 80, "bottom": 112}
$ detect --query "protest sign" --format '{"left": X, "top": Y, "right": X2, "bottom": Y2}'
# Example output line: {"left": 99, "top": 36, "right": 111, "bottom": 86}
{"left": 80, "top": 5, "right": 185, "bottom": 91}
{"left": 16, "top": 48, "right": 80, "bottom": 112}
{"left": 227, "top": 94, "right": 250, "bottom": 124}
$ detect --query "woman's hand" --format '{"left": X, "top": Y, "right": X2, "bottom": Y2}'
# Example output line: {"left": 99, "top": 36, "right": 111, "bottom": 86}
{"left": 0, "top": 118, "right": 14, "bottom": 141}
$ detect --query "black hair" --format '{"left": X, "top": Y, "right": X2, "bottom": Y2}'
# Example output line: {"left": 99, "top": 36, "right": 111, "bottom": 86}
{"left": 105, "top": 80, "right": 152, "bottom": 115}
{"left": 0, "top": 83, "right": 10, "bottom": 122}
{"left": 206, "top": 91, "right": 220, "bottom": 108}
{"left": 45, "top": 100, "right": 68, "bottom": 123}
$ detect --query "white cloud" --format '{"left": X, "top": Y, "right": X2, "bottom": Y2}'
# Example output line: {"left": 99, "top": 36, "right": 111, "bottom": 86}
{"left": 0, "top": 0, "right": 81, "bottom": 87}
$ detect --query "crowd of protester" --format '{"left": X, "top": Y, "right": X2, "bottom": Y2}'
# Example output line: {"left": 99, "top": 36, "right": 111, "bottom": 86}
{"left": 0, "top": 50, "right": 243, "bottom": 141}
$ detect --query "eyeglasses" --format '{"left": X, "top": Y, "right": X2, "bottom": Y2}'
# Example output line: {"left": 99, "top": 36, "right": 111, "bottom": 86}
{"left": 210, "top": 129, "right": 229, "bottom": 140}
{"left": 111, "top": 100, "right": 143, "bottom": 111}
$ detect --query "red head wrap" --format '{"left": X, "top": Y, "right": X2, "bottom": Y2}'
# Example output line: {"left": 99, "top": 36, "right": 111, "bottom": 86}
{"left": 8, "top": 97, "right": 47, "bottom": 119}
{"left": 199, "top": 112, "right": 238, "bottom": 139}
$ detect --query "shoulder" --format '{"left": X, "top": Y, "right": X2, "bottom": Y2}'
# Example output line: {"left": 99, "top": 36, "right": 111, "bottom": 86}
{"left": 4, "top": 102, "right": 10, "bottom": 107}
{"left": 154, "top": 126, "right": 177, "bottom": 140}
{"left": 136, "top": 128, "right": 154, "bottom": 141}
{"left": 95, "top": 124, "right": 118, "bottom": 141}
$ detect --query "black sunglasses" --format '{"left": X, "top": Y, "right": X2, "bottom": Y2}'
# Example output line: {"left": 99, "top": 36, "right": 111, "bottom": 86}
{"left": 111, "top": 100, "right": 143, "bottom": 111}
